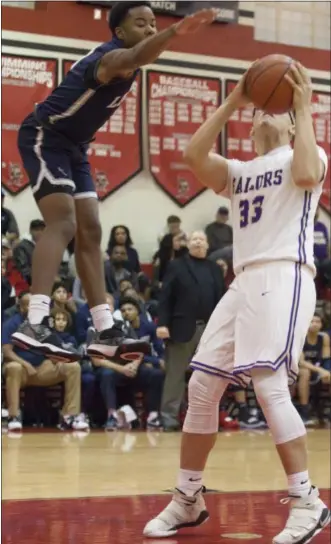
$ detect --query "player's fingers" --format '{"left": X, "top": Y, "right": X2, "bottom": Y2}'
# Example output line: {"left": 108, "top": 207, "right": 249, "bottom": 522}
{"left": 296, "top": 62, "right": 311, "bottom": 84}
{"left": 284, "top": 73, "right": 298, "bottom": 89}
{"left": 288, "top": 64, "right": 304, "bottom": 85}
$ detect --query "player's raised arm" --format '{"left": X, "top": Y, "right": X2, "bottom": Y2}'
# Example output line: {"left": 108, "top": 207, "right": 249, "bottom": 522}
{"left": 285, "top": 63, "right": 326, "bottom": 189}
{"left": 97, "top": 6, "right": 218, "bottom": 84}
{"left": 183, "top": 75, "right": 250, "bottom": 194}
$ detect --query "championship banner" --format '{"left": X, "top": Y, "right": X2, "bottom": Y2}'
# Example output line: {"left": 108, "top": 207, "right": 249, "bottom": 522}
{"left": 225, "top": 81, "right": 331, "bottom": 214}
{"left": 63, "top": 60, "right": 142, "bottom": 201}
{"left": 147, "top": 71, "right": 222, "bottom": 206}
{"left": 1, "top": 55, "right": 58, "bottom": 195}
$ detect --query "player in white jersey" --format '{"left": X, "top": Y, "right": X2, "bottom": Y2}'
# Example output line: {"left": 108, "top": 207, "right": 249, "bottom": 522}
{"left": 144, "top": 63, "right": 330, "bottom": 543}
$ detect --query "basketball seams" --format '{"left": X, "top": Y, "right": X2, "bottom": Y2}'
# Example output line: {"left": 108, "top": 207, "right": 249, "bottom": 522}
{"left": 246, "top": 61, "right": 293, "bottom": 114}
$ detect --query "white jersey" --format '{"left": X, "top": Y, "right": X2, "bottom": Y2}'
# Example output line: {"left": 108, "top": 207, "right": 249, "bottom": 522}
{"left": 224, "top": 145, "right": 328, "bottom": 275}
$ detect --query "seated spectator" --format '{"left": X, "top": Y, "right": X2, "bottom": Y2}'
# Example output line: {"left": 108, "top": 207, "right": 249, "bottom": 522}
{"left": 13, "top": 219, "right": 45, "bottom": 288}
{"left": 1, "top": 188, "right": 19, "bottom": 243}
{"left": 51, "top": 282, "right": 77, "bottom": 334}
{"left": 105, "top": 245, "right": 136, "bottom": 294}
{"left": 314, "top": 209, "right": 331, "bottom": 292}
{"left": 119, "top": 278, "right": 133, "bottom": 295}
{"left": 2, "top": 256, "right": 15, "bottom": 321}
{"left": 323, "top": 301, "right": 331, "bottom": 336}
{"left": 297, "top": 313, "right": 331, "bottom": 425}
{"left": 153, "top": 232, "right": 188, "bottom": 285}
{"left": 205, "top": 207, "right": 233, "bottom": 254}
{"left": 107, "top": 225, "right": 140, "bottom": 274}
{"left": 52, "top": 307, "right": 96, "bottom": 418}
{"left": 93, "top": 297, "right": 164, "bottom": 431}
{"left": 2, "top": 292, "right": 89, "bottom": 432}
{"left": 75, "top": 293, "right": 114, "bottom": 346}
{"left": 113, "top": 288, "right": 153, "bottom": 323}
{"left": 137, "top": 274, "right": 159, "bottom": 320}
{"left": 119, "top": 297, "right": 164, "bottom": 363}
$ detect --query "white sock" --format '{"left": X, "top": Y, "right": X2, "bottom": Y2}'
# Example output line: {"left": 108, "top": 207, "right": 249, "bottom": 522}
{"left": 90, "top": 304, "right": 114, "bottom": 332}
{"left": 147, "top": 411, "right": 158, "bottom": 422}
{"left": 28, "top": 295, "right": 51, "bottom": 325}
{"left": 177, "top": 468, "right": 203, "bottom": 497}
{"left": 288, "top": 471, "right": 311, "bottom": 497}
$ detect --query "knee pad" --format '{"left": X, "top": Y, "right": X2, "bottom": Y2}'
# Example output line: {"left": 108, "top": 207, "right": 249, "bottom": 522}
{"left": 252, "top": 367, "right": 306, "bottom": 445}
{"left": 183, "top": 370, "right": 228, "bottom": 435}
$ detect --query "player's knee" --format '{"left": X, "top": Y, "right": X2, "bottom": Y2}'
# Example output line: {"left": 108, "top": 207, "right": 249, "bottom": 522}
{"left": 77, "top": 217, "right": 102, "bottom": 247}
{"left": 5, "top": 362, "right": 23, "bottom": 377}
{"left": 183, "top": 371, "right": 225, "bottom": 434}
{"left": 57, "top": 215, "right": 77, "bottom": 242}
{"left": 252, "top": 368, "right": 290, "bottom": 408}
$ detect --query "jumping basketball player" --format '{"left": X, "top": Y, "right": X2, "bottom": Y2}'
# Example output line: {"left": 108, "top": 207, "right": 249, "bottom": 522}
{"left": 144, "top": 63, "right": 330, "bottom": 542}
{"left": 13, "top": 2, "right": 217, "bottom": 361}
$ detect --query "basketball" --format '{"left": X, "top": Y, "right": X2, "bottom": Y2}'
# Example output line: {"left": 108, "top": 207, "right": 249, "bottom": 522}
{"left": 245, "top": 54, "right": 294, "bottom": 114}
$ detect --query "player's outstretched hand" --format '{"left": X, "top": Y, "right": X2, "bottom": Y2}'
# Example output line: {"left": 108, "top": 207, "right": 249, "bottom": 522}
{"left": 284, "top": 62, "right": 312, "bottom": 112}
{"left": 227, "top": 71, "right": 252, "bottom": 109}
{"left": 175, "top": 8, "right": 219, "bottom": 35}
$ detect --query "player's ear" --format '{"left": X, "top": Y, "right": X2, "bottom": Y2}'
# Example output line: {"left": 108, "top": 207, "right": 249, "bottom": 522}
{"left": 115, "top": 26, "right": 125, "bottom": 40}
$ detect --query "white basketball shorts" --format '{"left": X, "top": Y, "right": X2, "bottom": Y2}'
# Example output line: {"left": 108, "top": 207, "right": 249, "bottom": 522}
{"left": 190, "top": 262, "right": 316, "bottom": 387}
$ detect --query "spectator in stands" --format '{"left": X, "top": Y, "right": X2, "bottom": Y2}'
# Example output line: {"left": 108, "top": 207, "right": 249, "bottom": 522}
{"left": 2, "top": 292, "right": 89, "bottom": 432}
{"left": 157, "top": 231, "right": 226, "bottom": 431}
{"left": 52, "top": 307, "right": 96, "bottom": 419}
{"left": 75, "top": 293, "right": 114, "bottom": 346}
{"left": 51, "top": 281, "right": 77, "bottom": 334}
{"left": 323, "top": 300, "right": 331, "bottom": 334}
{"left": 113, "top": 287, "right": 153, "bottom": 323}
{"left": 314, "top": 209, "right": 331, "bottom": 291}
{"left": 93, "top": 297, "right": 164, "bottom": 431}
{"left": 107, "top": 225, "right": 140, "bottom": 273}
{"left": 1, "top": 188, "right": 19, "bottom": 243}
{"left": 105, "top": 245, "right": 136, "bottom": 294}
{"left": 137, "top": 274, "right": 159, "bottom": 320}
{"left": 2, "top": 257, "right": 15, "bottom": 322}
{"left": 297, "top": 313, "right": 331, "bottom": 425}
{"left": 205, "top": 206, "right": 233, "bottom": 254}
{"left": 13, "top": 219, "right": 45, "bottom": 287}
{"left": 153, "top": 232, "right": 188, "bottom": 285}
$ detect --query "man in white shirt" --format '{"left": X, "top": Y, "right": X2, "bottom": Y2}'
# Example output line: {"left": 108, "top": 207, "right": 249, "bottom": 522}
{"left": 144, "top": 63, "right": 330, "bottom": 543}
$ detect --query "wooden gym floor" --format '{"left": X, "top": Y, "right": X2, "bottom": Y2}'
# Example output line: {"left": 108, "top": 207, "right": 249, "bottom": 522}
{"left": 2, "top": 429, "right": 331, "bottom": 544}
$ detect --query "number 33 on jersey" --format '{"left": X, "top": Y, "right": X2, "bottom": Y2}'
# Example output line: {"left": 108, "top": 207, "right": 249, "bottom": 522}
{"left": 225, "top": 145, "right": 328, "bottom": 275}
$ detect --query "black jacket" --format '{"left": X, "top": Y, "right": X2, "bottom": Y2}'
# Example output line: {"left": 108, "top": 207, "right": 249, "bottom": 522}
{"left": 158, "top": 254, "right": 226, "bottom": 343}
{"left": 13, "top": 238, "right": 35, "bottom": 284}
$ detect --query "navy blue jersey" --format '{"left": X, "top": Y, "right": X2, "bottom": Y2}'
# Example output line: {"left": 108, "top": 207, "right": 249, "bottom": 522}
{"left": 36, "top": 37, "right": 138, "bottom": 145}
{"left": 303, "top": 334, "right": 323, "bottom": 365}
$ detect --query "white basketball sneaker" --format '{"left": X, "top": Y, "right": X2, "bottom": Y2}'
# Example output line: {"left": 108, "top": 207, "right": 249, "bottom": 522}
{"left": 143, "top": 487, "right": 209, "bottom": 538}
{"left": 273, "top": 486, "right": 330, "bottom": 544}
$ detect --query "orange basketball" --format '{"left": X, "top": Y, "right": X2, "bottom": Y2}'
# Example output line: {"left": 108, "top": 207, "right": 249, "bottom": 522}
{"left": 245, "top": 54, "right": 294, "bottom": 114}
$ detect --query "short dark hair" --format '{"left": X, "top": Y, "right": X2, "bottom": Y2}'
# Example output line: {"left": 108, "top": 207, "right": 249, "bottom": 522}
{"left": 217, "top": 207, "right": 229, "bottom": 215}
{"left": 51, "top": 281, "right": 67, "bottom": 296}
{"left": 18, "top": 290, "right": 30, "bottom": 301}
{"left": 119, "top": 296, "right": 140, "bottom": 313}
{"left": 167, "top": 215, "right": 181, "bottom": 224}
{"left": 30, "top": 219, "right": 45, "bottom": 230}
{"left": 108, "top": 1, "right": 151, "bottom": 33}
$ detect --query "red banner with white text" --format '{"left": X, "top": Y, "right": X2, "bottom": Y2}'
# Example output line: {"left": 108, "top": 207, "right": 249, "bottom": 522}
{"left": 147, "top": 71, "right": 222, "bottom": 207}
{"left": 63, "top": 60, "right": 142, "bottom": 201}
{"left": 1, "top": 55, "right": 58, "bottom": 195}
{"left": 225, "top": 80, "right": 331, "bottom": 213}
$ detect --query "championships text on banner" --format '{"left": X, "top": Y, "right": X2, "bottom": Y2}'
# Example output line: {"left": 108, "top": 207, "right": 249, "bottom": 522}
{"left": 1, "top": 55, "right": 57, "bottom": 195}
{"left": 225, "top": 81, "right": 331, "bottom": 213}
{"left": 63, "top": 60, "right": 142, "bottom": 201}
{"left": 147, "top": 71, "right": 222, "bottom": 207}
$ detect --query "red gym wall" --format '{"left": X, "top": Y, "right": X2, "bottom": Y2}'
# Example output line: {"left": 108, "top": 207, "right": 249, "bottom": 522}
{"left": 2, "top": 1, "right": 329, "bottom": 70}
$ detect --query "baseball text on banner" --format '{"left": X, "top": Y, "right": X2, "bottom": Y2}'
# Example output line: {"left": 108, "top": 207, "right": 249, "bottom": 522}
{"left": 1, "top": 55, "right": 57, "bottom": 195}
{"left": 147, "top": 71, "right": 222, "bottom": 207}
{"left": 63, "top": 60, "right": 142, "bottom": 201}
{"left": 225, "top": 81, "right": 331, "bottom": 214}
